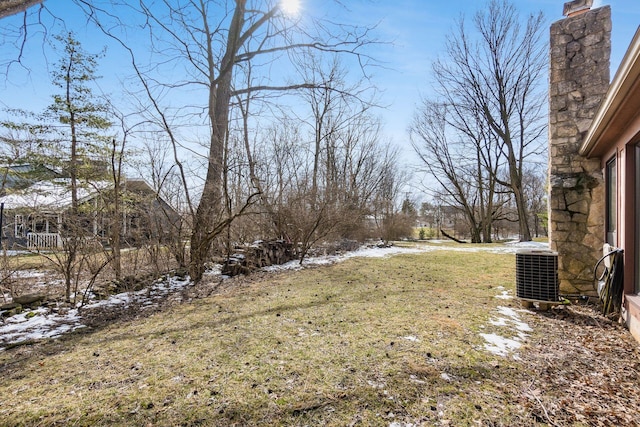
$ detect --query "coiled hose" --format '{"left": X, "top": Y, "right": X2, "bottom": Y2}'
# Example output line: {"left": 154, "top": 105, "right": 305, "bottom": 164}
{"left": 593, "top": 248, "right": 624, "bottom": 317}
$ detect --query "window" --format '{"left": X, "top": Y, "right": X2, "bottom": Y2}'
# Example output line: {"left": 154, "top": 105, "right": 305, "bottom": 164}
{"left": 34, "top": 217, "right": 47, "bottom": 233}
{"left": 14, "top": 214, "right": 25, "bottom": 238}
{"left": 606, "top": 157, "right": 617, "bottom": 246}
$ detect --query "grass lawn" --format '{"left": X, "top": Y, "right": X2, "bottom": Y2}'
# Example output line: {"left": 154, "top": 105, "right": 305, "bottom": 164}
{"left": 1, "top": 246, "right": 637, "bottom": 426}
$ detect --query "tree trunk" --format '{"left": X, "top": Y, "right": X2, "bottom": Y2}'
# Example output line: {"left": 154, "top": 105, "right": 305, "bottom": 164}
{"left": 508, "top": 158, "right": 531, "bottom": 241}
{"left": 65, "top": 53, "right": 78, "bottom": 303}
{"left": 0, "top": 0, "right": 42, "bottom": 19}
{"left": 189, "top": 222, "right": 209, "bottom": 283}
{"left": 111, "top": 183, "right": 122, "bottom": 282}
{"left": 188, "top": 140, "right": 226, "bottom": 282}
{"left": 187, "top": 2, "right": 245, "bottom": 283}
{"left": 513, "top": 185, "right": 532, "bottom": 241}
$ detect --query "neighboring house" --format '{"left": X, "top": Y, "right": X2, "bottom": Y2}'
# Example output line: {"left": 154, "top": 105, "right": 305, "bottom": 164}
{"left": 0, "top": 169, "right": 180, "bottom": 250}
{"left": 1, "top": 178, "right": 107, "bottom": 248}
{"left": 549, "top": 0, "right": 640, "bottom": 341}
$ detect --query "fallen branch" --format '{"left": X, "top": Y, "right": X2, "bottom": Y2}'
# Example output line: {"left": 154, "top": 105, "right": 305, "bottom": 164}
{"left": 440, "top": 229, "right": 466, "bottom": 243}
{"left": 528, "top": 387, "right": 558, "bottom": 427}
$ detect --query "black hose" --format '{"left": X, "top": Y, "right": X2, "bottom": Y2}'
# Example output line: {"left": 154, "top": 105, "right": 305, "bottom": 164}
{"left": 594, "top": 249, "right": 624, "bottom": 317}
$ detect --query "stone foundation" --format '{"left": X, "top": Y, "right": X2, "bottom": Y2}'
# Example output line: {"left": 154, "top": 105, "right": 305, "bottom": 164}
{"left": 548, "top": 3, "right": 610, "bottom": 295}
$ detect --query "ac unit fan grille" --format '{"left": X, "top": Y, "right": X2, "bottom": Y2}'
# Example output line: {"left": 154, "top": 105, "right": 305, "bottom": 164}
{"left": 516, "top": 251, "right": 559, "bottom": 302}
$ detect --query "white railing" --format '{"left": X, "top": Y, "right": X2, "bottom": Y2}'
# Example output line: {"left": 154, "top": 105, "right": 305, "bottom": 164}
{"left": 27, "top": 233, "right": 62, "bottom": 249}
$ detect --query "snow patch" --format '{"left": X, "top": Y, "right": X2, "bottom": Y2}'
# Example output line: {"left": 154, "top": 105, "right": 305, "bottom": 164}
{"left": 479, "top": 300, "right": 532, "bottom": 357}
{"left": 13, "top": 269, "right": 47, "bottom": 279}
{"left": 479, "top": 333, "right": 522, "bottom": 357}
{"left": 495, "top": 290, "right": 513, "bottom": 300}
{"left": 262, "top": 245, "right": 435, "bottom": 272}
{"left": 0, "top": 275, "right": 192, "bottom": 349}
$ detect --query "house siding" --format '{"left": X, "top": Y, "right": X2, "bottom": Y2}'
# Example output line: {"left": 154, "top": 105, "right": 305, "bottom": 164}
{"left": 602, "top": 124, "right": 640, "bottom": 339}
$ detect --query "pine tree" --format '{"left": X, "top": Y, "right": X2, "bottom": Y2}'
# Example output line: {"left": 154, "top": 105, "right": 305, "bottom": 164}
{"left": 46, "top": 31, "right": 111, "bottom": 214}
{"left": 45, "top": 32, "right": 112, "bottom": 301}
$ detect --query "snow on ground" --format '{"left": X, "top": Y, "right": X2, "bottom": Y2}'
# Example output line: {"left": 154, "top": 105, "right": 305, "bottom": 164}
{"left": 261, "top": 244, "right": 431, "bottom": 272}
{"left": 13, "top": 269, "right": 48, "bottom": 279}
{"left": 263, "top": 239, "right": 550, "bottom": 273}
{"left": 0, "top": 275, "right": 192, "bottom": 349}
{"left": 1, "top": 250, "right": 30, "bottom": 257}
{"left": 1, "top": 307, "right": 84, "bottom": 345}
{"left": 1, "top": 240, "right": 545, "bottom": 350}
{"left": 480, "top": 305, "right": 532, "bottom": 359}
{"left": 494, "top": 285, "right": 514, "bottom": 300}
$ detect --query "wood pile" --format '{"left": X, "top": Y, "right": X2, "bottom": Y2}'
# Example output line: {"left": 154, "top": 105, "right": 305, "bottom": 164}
{"left": 222, "top": 240, "right": 295, "bottom": 276}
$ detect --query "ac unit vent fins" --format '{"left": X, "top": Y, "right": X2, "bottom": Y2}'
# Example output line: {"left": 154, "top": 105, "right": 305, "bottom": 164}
{"left": 515, "top": 250, "right": 559, "bottom": 302}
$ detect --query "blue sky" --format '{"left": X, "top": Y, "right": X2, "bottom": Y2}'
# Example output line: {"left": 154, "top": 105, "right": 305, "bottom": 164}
{"left": 1, "top": 0, "right": 639, "bottom": 167}
{"left": 362, "top": 0, "right": 640, "bottom": 144}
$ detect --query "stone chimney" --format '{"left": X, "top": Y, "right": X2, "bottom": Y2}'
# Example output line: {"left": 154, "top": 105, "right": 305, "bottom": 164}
{"left": 548, "top": 0, "right": 611, "bottom": 295}
{"left": 563, "top": 0, "right": 592, "bottom": 17}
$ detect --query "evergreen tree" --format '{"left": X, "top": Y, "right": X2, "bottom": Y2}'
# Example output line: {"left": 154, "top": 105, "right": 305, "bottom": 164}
{"left": 44, "top": 32, "right": 112, "bottom": 302}
{"left": 45, "top": 31, "right": 111, "bottom": 212}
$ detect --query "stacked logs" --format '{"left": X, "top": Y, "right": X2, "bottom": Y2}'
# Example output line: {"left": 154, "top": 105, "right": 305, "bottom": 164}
{"left": 222, "top": 240, "right": 294, "bottom": 276}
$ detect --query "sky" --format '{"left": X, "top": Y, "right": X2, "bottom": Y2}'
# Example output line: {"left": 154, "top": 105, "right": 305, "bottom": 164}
{"left": 351, "top": 0, "right": 640, "bottom": 148}
{"left": 0, "top": 0, "right": 639, "bottom": 191}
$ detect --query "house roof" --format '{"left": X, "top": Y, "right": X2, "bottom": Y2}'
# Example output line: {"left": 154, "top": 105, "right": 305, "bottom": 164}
{"left": 580, "top": 26, "right": 640, "bottom": 158}
{"left": 0, "top": 177, "right": 178, "bottom": 217}
{"left": 0, "top": 163, "right": 63, "bottom": 189}
{"left": 0, "top": 179, "right": 110, "bottom": 211}
{"left": 125, "top": 179, "right": 157, "bottom": 195}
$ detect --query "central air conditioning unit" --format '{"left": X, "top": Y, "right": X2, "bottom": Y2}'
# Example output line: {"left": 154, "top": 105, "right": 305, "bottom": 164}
{"left": 515, "top": 249, "right": 559, "bottom": 302}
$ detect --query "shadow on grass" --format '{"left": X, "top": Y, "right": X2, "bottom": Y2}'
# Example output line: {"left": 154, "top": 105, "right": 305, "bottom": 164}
{"left": 0, "top": 277, "right": 378, "bottom": 371}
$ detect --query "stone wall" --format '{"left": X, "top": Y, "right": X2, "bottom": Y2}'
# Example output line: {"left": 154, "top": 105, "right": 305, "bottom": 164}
{"left": 548, "top": 4, "right": 611, "bottom": 295}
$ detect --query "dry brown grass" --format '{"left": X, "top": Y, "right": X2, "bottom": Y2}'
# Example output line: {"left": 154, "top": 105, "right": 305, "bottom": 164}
{"left": 1, "top": 247, "right": 180, "bottom": 301}
{"left": 1, "top": 246, "right": 638, "bottom": 426}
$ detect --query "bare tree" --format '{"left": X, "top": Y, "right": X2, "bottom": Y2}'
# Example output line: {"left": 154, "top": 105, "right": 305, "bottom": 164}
{"left": 138, "top": 135, "right": 190, "bottom": 270}
{"left": 0, "top": 1, "right": 56, "bottom": 80}
{"left": 523, "top": 164, "right": 548, "bottom": 238}
{"left": 73, "top": 0, "right": 376, "bottom": 282}
{"left": 229, "top": 61, "right": 391, "bottom": 260}
{"left": 430, "top": 0, "right": 547, "bottom": 241}
{"left": 99, "top": 108, "right": 133, "bottom": 283}
{"left": 288, "top": 55, "right": 380, "bottom": 258}
{"left": 411, "top": 101, "right": 504, "bottom": 243}
{"left": 370, "top": 147, "right": 408, "bottom": 243}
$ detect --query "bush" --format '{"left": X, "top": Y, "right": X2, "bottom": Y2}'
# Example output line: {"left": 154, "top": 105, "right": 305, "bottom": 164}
{"left": 419, "top": 227, "right": 426, "bottom": 240}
